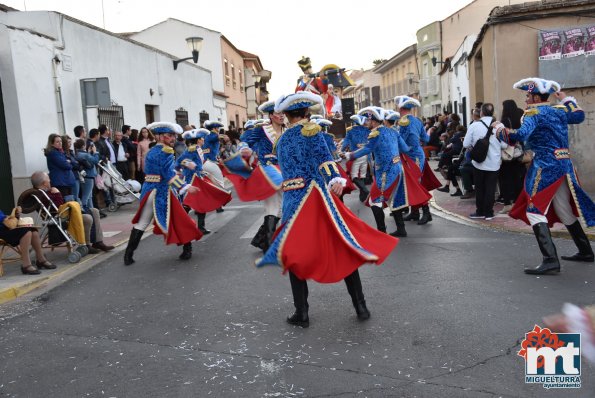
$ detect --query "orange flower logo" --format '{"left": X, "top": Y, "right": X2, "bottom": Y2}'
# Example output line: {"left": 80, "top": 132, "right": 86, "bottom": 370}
{"left": 518, "top": 325, "right": 566, "bottom": 369}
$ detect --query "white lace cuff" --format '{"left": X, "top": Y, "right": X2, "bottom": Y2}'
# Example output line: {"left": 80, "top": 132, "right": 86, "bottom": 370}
{"left": 179, "top": 184, "right": 190, "bottom": 195}
{"left": 328, "top": 177, "right": 346, "bottom": 190}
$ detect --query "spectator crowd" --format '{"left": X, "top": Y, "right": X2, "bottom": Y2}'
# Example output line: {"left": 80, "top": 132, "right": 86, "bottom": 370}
{"left": 2, "top": 119, "right": 244, "bottom": 276}
{"left": 420, "top": 100, "right": 530, "bottom": 220}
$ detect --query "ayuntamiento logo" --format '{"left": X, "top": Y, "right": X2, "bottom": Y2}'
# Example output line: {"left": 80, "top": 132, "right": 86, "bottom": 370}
{"left": 518, "top": 325, "right": 581, "bottom": 389}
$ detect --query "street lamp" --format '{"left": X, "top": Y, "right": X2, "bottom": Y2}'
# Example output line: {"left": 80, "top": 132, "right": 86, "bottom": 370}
{"left": 430, "top": 50, "right": 444, "bottom": 67}
{"left": 173, "top": 37, "right": 204, "bottom": 70}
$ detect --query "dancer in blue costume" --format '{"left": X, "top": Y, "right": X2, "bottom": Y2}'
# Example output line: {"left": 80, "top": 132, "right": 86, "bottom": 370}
{"left": 202, "top": 120, "right": 226, "bottom": 213}
{"left": 344, "top": 107, "right": 414, "bottom": 237}
{"left": 125, "top": 122, "right": 201, "bottom": 266}
{"left": 494, "top": 77, "right": 594, "bottom": 275}
{"left": 257, "top": 93, "right": 398, "bottom": 328}
{"left": 176, "top": 129, "right": 209, "bottom": 234}
{"left": 395, "top": 96, "right": 435, "bottom": 225}
{"left": 240, "top": 100, "right": 285, "bottom": 252}
{"left": 177, "top": 128, "right": 232, "bottom": 235}
{"left": 341, "top": 115, "right": 371, "bottom": 202}
{"left": 316, "top": 118, "right": 357, "bottom": 200}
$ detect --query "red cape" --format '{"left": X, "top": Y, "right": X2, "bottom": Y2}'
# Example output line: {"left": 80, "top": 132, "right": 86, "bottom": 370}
{"left": 223, "top": 165, "right": 280, "bottom": 202}
{"left": 133, "top": 189, "right": 202, "bottom": 245}
{"left": 183, "top": 175, "right": 232, "bottom": 213}
{"left": 278, "top": 185, "right": 398, "bottom": 283}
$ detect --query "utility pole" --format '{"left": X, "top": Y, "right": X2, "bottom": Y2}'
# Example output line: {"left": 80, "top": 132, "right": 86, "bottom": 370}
{"left": 101, "top": 0, "right": 106, "bottom": 29}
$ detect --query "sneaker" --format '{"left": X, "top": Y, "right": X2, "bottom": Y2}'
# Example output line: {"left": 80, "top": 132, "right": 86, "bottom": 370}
{"left": 460, "top": 191, "right": 475, "bottom": 199}
{"left": 436, "top": 186, "right": 450, "bottom": 193}
{"left": 469, "top": 213, "right": 485, "bottom": 219}
{"left": 498, "top": 204, "right": 512, "bottom": 214}
{"left": 484, "top": 215, "right": 495, "bottom": 221}
{"left": 495, "top": 197, "right": 505, "bottom": 205}
{"left": 450, "top": 189, "right": 463, "bottom": 197}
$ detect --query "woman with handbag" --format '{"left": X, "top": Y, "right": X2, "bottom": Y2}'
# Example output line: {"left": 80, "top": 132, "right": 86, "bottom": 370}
{"left": 74, "top": 138, "right": 99, "bottom": 211}
{"left": 0, "top": 208, "right": 55, "bottom": 275}
{"left": 497, "top": 100, "right": 526, "bottom": 214}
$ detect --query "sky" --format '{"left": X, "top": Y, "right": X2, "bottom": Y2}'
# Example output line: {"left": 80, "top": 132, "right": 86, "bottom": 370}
{"left": 5, "top": 0, "right": 476, "bottom": 98}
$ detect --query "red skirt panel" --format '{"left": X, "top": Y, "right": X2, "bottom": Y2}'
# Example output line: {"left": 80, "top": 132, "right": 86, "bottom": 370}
{"left": 277, "top": 184, "right": 398, "bottom": 283}
{"left": 509, "top": 176, "right": 579, "bottom": 227}
{"left": 183, "top": 175, "right": 232, "bottom": 213}
{"left": 225, "top": 166, "right": 280, "bottom": 202}
{"left": 337, "top": 163, "right": 356, "bottom": 195}
{"left": 421, "top": 159, "right": 442, "bottom": 191}
{"left": 133, "top": 189, "right": 202, "bottom": 245}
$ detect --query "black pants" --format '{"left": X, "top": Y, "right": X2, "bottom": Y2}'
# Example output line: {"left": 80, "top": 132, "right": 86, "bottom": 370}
{"left": 459, "top": 162, "right": 474, "bottom": 192}
{"left": 473, "top": 166, "right": 499, "bottom": 217}
{"left": 446, "top": 163, "right": 460, "bottom": 187}
{"left": 115, "top": 161, "right": 130, "bottom": 181}
{"left": 498, "top": 160, "right": 526, "bottom": 205}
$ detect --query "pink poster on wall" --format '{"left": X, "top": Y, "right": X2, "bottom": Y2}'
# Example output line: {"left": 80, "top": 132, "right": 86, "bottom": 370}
{"left": 586, "top": 26, "right": 595, "bottom": 56}
{"left": 539, "top": 31, "right": 562, "bottom": 60}
{"left": 562, "top": 28, "right": 585, "bottom": 58}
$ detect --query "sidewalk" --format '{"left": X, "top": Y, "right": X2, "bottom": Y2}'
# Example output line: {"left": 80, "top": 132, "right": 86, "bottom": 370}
{"left": 428, "top": 161, "right": 595, "bottom": 239}
{"left": 0, "top": 205, "right": 137, "bottom": 304}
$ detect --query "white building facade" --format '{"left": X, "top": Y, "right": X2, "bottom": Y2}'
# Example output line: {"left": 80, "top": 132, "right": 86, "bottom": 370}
{"left": 444, "top": 35, "right": 477, "bottom": 126}
{"left": 129, "top": 18, "right": 228, "bottom": 126}
{"left": 0, "top": 10, "right": 218, "bottom": 204}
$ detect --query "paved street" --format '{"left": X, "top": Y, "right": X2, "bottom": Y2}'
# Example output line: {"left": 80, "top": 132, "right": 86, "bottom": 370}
{"left": 0, "top": 193, "right": 594, "bottom": 397}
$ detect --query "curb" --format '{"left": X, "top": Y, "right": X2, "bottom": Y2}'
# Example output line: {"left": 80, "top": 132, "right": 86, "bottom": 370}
{"left": 0, "top": 228, "right": 152, "bottom": 305}
{"left": 430, "top": 200, "right": 595, "bottom": 240}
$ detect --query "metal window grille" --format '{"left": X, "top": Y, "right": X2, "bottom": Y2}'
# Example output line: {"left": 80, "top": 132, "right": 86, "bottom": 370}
{"left": 98, "top": 105, "right": 124, "bottom": 132}
{"left": 175, "top": 110, "right": 189, "bottom": 127}
{"left": 199, "top": 111, "right": 209, "bottom": 127}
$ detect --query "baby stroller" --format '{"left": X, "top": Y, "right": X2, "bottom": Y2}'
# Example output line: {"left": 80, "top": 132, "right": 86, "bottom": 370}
{"left": 97, "top": 161, "right": 141, "bottom": 212}
{"left": 17, "top": 189, "right": 88, "bottom": 263}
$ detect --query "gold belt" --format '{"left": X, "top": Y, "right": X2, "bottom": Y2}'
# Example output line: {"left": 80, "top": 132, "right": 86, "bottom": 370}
{"left": 145, "top": 174, "right": 161, "bottom": 183}
{"left": 554, "top": 148, "right": 570, "bottom": 160}
{"left": 282, "top": 178, "right": 305, "bottom": 191}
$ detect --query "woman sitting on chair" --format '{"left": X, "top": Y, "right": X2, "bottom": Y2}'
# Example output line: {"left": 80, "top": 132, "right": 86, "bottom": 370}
{"left": 0, "top": 208, "right": 55, "bottom": 275}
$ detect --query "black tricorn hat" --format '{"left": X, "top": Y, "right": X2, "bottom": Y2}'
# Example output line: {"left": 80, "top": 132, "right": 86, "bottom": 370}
{"left": 297, "top": 56, "right": 312, "bottom": 72}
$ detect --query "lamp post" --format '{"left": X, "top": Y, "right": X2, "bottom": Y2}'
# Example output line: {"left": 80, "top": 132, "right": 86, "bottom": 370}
{"left": 173, "top": 37, "right": 204, "bottom": 70}
{"left": 245, "top": 74, "right": 262, "bottom": 118}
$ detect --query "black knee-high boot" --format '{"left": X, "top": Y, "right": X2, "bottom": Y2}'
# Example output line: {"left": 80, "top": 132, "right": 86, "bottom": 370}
{"left": 525, "top": 223, "right": 560, "bottom": 275}
{"left": 344, "top": 270, "right": 370, "bottom": 320}
{"left": 371, "top": 206, "right": 387, "bottom": 233}
{"left": 403, "top": 207, "right": 420, "bottom": 221}
{"left": 353, "top": 178, "right": 370, "bottom": 202}
{"left": 124, "top": 228, "right": 144, "bottom": 265}
{"left": 179, "top": 242, "right": 192, "bottom": 260}
{"left": 251, "top": 219, "right": 268, "bottom": 250}
{"left": 263, "top": 215, "right": 280, "bottom": 253}
{"left": 561, "top": 221, "right": 594, "bottom": 262}
{"left": 196, "top": 212, "right": 211, "bottom": 235}
{"left": 418, "top": 204, "right": 433, "bottom": 225}
{"left": 390, "top": 210, "right": 407, "bottom": 237}
{"left": 287, "top": 272, "right": 309, "bottom": 327}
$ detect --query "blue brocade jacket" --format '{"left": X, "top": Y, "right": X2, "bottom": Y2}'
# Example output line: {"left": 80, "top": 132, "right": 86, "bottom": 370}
{"left": 240, "top": 124, "right": 280, "bottom": 166}
{"left": 350, "top": 126, "right": 408, "bottom": 193}
{"left": 176, "top": 145, "right": 204, "bottom": 183}
{"left": 201, "top": 131, "right": 220, "bottom": 162}
{"left": 398, "top": 115, "right": 428, "bottom": 170}
{"left": 139, "top": 144, "right": 188, "bottom": 231}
